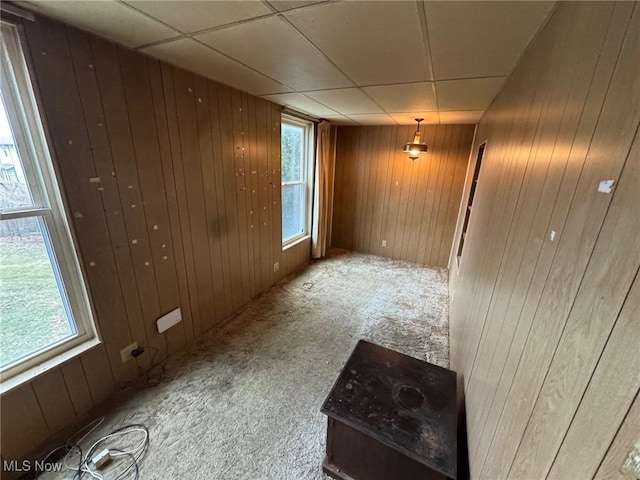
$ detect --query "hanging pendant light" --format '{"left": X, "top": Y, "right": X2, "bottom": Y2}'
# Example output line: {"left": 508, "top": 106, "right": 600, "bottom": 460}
{"left": 403, "top": 118, "right": 428, "bottom": 160}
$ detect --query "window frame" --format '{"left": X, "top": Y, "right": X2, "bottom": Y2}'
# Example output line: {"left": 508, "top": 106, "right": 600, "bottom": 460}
{"left": 281, "top": 114, "right": 314, "bottom": 248}
{"left": 0, "top": 22, "right": 99, "bottom": 392}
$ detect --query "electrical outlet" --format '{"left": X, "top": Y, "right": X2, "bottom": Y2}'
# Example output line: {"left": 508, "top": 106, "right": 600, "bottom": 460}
{"left": 273, "top": 262, "right": 279, "bottom": 272}
{"left": 382, "top": 240, "right": 387, "bottom": 247}
{"left": 120, "top": 342, "right": 138, "bottom": 363}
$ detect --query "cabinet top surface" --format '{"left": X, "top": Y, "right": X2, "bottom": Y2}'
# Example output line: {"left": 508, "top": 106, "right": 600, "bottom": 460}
{"left": 321, "top": 340, "right": 457, "bottom": 478}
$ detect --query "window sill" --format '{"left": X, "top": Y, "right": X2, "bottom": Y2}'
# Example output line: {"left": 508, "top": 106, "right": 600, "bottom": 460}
{"left": 283, "top": 234, "right": 311, "bottom": 251}
{"left": 0, "top": 337, "right": 102, "bottom": 396}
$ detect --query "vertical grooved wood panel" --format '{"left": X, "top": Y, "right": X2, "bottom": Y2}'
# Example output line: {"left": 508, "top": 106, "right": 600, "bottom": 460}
{"left": 461, "top": 3, "right": 623, "bottom": 465}
{"left": 415, "top": 125, "right": 447, "bottom": 265}
{"left": 1, "top": 14, "right": 309, "bottom": 463}
{"left": 509, "top": 127, "right": 640, "bottom": 478}
{"left": 30, "top": 369, "right": 76, "bottom": 434}
{"left": 173, "top": 68, "right": 213, "bottom": 336}
{"left": 231, "top": 90, "right": 251, "bottom": 302}
{"left": 194, "top": 75, "right": 225, "bottom": 324}
{"left": 595, "top": 388, "right": 640, "bottom": 480}
{"left": 448, "top": 3, "right": 640, "bottom": 478}
{"left": 549, "top": 269, "right": 640, "bottom": 479}
{"left": 146, "top": 57, "right": 189, "bottom": 354}
{"left": 23, "top": 17, "right": 134, "bottom": 385}
{"left": 332, "top": 124, "right": 474, "bottom": 267}
{"left": 67, "top": 30, "right": 145, "bottom": 376}
{"left": 209, "top": 82, "right": 235, "bottom": 317}
{"left": 60, "top": 358, "right": 93, "bottom": 417}
{"left": 116, "top": 46, "right": 168, "bottom": 364}
{"left": 160, "top": 62, "right": 199, "bottom": 342}
{"left": 79, "top": 346, "right": 115, "bottom": 405}
{"left": 256, "top": 99, "right": 271, "bottom": 295}
{"left": 217, "top": 84, "right": 244, "bottom": 311}
{"left": 0, "top": 385, "right": 49, "bottom": 462}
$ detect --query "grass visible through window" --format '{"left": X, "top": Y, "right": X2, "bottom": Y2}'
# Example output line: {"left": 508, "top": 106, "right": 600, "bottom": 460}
{"left": 0, "top": 232, "right": 74, "bottom": 367}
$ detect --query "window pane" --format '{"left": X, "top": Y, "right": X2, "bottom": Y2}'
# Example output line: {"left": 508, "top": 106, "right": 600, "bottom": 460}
{"left": 282, "top": 184, "right": 305, "bottom": 241}
{"left": 0, "top": 216, "right": 76, "bottom": 368}
{"left": 0, "top": 93, "right": 33, "bottom": 209}
{"left": 282, "top": 123, "right": 303, "bottom": 183}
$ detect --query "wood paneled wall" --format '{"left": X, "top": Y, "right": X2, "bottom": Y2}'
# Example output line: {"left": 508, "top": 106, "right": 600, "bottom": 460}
{"left": 448, "top": 2, "right": 639, "bottom": 479}
{"left": 0, "top": 15, "right": 310, "bottom": 465}
{"left": 332, "top": 124, "right": 474, "bottom": 267}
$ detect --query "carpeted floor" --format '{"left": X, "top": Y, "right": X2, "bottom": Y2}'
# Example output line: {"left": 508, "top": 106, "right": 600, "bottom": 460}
{"left": 43, "top": 249, "right": 449, "bottom": 480}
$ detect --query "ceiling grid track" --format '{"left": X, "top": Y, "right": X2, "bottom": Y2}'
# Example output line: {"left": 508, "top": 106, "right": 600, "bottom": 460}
{"left": 21, "top": 0, "right": 558, "bottom": 126}
{"left": 416, "top": 0, "right": 440, "bottom": 124}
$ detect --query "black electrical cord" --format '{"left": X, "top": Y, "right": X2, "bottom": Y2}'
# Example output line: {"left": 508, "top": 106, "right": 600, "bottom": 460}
{"left": 117, "top": 346, "right": 166, "bottom": 390}
{"left": 109, "top": 449, "right": 139, "bottom": 480}
{"left": 70, "top": 445, "right": 83, "bottom": 480}
{"left": 112, "top": 427, "right": 148, "bottom": 480}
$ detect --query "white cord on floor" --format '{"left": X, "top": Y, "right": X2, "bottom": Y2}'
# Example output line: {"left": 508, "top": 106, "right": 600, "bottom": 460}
{"left": 83, "top": 462, "right": 104, "bottom": 480}
{"left": 58, "top": 418, "right": 149, "bottom": 479}
{"left": 67, "top": 416, "right": 105, "bottom": 449}
{"left": 86, "top": 427, "right": 148, "bottom": 459}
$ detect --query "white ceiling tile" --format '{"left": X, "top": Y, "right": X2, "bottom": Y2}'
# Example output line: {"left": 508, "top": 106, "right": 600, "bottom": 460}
{"left": 439, "top": 111, "right": 484, "bottom": 124}
{"left": 346, "top": 114, "right": 397, "bottom": 126}
{"left": 322, "top": 115, "right": 359, "bottom": 126}
{"left": 124, "top": 1, "right": 272, "bottom": 34}
{"left": 261, "top": 93, "right": 339, "bottom": 117}
{"left": 425, "top": 1, "right": 555, "bottom": 80}
{"left": 196, "top": 16, "right": 353, "bottom": 91}
{"left": 142, "top": 39, "right": 291, "bottom": 96}
{"left": 268, "top": 0, "right": 327, "bottom": 12}
{"left": 363, "top": 82, "right": 437, "bottom": 113}
{"left": 285, "top": 1, "right": 432, "bottom": 85}
{"left": 303, "top": 88, "right": 382, "bottom": 115}
{"left": 389, "top": 112, "right": 440, "bottom": 125}
{"left": 436, "top": 77, "right": 506, "bottom": 111}
{"left": 23, "top": 0, "right": 179, "bottom": 48}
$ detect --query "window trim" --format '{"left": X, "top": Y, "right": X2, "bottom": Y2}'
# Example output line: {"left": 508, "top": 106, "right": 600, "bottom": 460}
{"left": 281, "top": 113, "right": 314, "bottom": 248}
{"left": 0, "top": 22, "right": 100, "bottom": 393}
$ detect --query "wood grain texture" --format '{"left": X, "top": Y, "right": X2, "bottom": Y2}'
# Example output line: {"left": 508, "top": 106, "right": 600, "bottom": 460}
{"left": 60, "top": 358, "right": 93, "bottom": 417}
{"left": 0, "top": 385, "right": 49, "bottom": 463}
{"left": 447, "top": 2, "right": 640, "bottom": 479}
{"left": 30, "top": 369, "right": 76, "bottom": 435}
{"left": 483, "top": 5, "right": 639, "bottom": 477}
{"left": 549, "top": 270, "right": 640, "bottom": 480}
{"left": 67, "top": 31, "right": 148, "bottom": 377}
{"left": 0, "top": 15, "right": 309, "bottom": 463}
{"left": 466, "top": 3, "right": 636, "bottom": 473}
{"left": 462, "top": 2, "right": 626, "bottom": 468}
{"left": 595, "top": 389, "right": 640, "bottom": 480}
{"left": 332, "top": 124, "right": 474, "bottom": 267}
{"left": 509, "top": 124, "right": 640, "bottom": 478}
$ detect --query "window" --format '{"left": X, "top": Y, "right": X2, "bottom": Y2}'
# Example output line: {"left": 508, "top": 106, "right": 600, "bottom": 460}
{"left": 0, "top": 23, "right": 98, "bottom": 389}
{"left": 457, "top": 142, "right": 485, "bottom": 267}
{"left": 281, "top": 115, "right": 313, "bottom": 245}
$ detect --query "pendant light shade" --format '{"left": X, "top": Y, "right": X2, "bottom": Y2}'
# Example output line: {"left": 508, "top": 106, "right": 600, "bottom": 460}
{"left": 403, "top": 118, "right": 428, "bottom": 160}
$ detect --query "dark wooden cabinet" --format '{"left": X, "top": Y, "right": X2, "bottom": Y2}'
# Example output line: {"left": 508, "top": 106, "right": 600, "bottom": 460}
{"left": 321, "top": 340, "right": 457, "bottom": 480}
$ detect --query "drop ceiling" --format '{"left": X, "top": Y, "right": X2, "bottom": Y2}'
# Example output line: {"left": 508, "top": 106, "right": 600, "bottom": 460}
{"left": 20, "top": 0, "right": 555, "bottom": 125}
